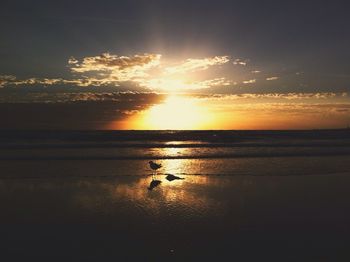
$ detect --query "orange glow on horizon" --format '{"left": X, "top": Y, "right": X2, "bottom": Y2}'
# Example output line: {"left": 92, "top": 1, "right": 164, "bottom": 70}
{"left": 126, "top": 95, "right": 215, "bottom": 130}
{"left": 105, "top": 93, "right": 350, "bottom": 130}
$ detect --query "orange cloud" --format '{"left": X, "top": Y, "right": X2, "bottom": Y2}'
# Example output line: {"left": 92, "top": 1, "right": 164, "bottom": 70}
{"left": 266, "top": 76, "right": 279, "bottom": 81}
{"left": 243, "top": 79, "right": 256, "bottom": 84}
{"left": 165, "top": 56, "right": 229, "bottom": 74}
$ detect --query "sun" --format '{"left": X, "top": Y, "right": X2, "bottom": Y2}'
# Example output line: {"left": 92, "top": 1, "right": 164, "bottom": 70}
{"left": 130, "top": 95, "right": 213, "bottom": 130}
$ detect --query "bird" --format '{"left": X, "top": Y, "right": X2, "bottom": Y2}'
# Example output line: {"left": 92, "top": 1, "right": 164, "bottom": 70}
{"left": 149, "top": 161, "right": 162, "bottom": 178}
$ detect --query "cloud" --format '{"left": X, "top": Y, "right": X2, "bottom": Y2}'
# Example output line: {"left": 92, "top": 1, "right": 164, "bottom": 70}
{"left": 0, "top": 76, "right": 92, "bottom": 88}
{"left": 0, "top": 90, "right": 163, "bottom": 103}
{"left": 0, "top": 75, "right": 16, "bottom": 87}
{"left": 0, "top": 92, "right": 165, "bottom": 129}
{"left": 165, "top": 56, "right": 229, "bottom": 74}
{"left": 68, "top": 54, "right": 230, "bottom": 89}
{"left": 194, "top": 78, "right": 232, "bottom": 89}
{"left": 233, "top": 58, "right": 249, "bottom": 66}
{"left": 2, "top": 53, "right": 161, "bottom": 88}
{"left": 13, "top": 78, "right": 64, "bottom": 86}
{"left": 68, "top": 57, "right": 79, "bottom": 65}
{"left": 62, "top": 78, "right": 118, "bottom": 87}
{"left": 70, "top": 53, "right": 161, "bottom": 73}
{"left": 191, "top": 92, "right": 350, "bottom": 129}
{"left": 266, "top": 76, "right": 279, "bottom": 81}
{"left": 192, "top": 92, "right": 347, "bottom": 101}
{"left": 68, "top": 53, "right": 161, "bottom": 85}
{"left": 0, "top": 53, "right": 285, "bottom": 92}
{"left": 139, "top": 77, "right": 232, "bottom": 91}
{"left": 243, "top": 79, "right": 256, "bottom": 84}
{"left": 4, "top": 77, "right": 116, "bottom": 88}
{"left": 245, "top": 103, "right": 350, "bottom": 117}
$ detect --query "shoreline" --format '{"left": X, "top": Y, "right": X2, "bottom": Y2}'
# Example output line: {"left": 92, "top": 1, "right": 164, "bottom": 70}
{"left": 1, "top": 171, "right": 350, "bottom": 260}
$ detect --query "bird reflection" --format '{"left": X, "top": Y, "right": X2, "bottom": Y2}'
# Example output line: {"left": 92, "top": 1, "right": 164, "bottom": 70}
{"left": 166, "top": 174, "right": 184, "bottom": 181}
{"left": 148, "top": 178, "right": 162, "bottom": 191}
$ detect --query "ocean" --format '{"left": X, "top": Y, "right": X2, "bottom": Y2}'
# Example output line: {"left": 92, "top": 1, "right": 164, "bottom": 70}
{"left": 1, "top": 129, "right": 350, "bottom": 178}
{"left": 1, "top": 130, "right": 350, "bottom": 261}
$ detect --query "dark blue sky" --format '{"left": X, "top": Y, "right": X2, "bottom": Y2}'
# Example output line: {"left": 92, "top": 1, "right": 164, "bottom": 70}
{"left": 1, "top": 0, "right": 350, "bottom": 130}
{"left": 1, "top": 0, "right": 349, "bottom": 90}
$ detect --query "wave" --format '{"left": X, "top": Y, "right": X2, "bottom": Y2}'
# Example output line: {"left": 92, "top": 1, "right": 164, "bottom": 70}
{"left": 1, "top": 141, "right": 350, "bottom": 150}
{"left": 0, "top": 172, "right": 349, "bottom": 180}
{"left": 1, "top": 129, "right": 350, "bottom": 143}
{"left": 1, "top": 151, "right": 350, "bottom": 160}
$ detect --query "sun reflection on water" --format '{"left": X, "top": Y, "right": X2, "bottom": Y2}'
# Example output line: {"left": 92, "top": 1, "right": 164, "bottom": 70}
{"left": 69, "top": 158, "right": 232, "bottom": 215}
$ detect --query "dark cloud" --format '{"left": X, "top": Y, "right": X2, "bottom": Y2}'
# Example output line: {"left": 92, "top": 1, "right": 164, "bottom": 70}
{"left": 0, "top": 93, "right": 165, "bottom": 129}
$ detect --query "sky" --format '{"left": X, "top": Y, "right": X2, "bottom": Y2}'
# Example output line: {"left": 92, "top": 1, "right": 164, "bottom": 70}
{"left": 0, "top": 0, "right": 349, "bottom": 129}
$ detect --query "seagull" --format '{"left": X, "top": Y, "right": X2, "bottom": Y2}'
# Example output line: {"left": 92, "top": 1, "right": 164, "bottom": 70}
{"left": 149, "top": 161, "right": 162, "bottom": 177}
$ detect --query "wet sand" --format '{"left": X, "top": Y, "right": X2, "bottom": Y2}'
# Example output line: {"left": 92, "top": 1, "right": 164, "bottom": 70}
{"left": 1, "top": 159, "right": 350, "bottom": 261}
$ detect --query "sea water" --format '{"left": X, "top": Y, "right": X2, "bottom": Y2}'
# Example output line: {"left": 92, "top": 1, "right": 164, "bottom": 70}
{"left": 1, "top": 130, "right": 350, "bottom": 260}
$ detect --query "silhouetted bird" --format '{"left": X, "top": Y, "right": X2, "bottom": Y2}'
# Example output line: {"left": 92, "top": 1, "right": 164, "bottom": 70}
{"left": 149, "top": 161, "right": 162, "bottom": 171}
{"left": 148, "top": 179, "right": 162, "bottom": 190}
{"left": 149, "top": 161, "right": 162, "bottom": 180}
{"left": 166, "top": 174, "right": 184, "bottom": 181}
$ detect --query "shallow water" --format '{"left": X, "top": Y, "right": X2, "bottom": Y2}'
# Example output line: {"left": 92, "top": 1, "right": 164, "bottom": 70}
{"left": 1, "top": 130, "right": 350, "bottom": 260}
{"left": 1, "top": 156, "right": 350, "bottom": 179}
{"left": 1, "top": 157, "right": 350, "bottom": 261}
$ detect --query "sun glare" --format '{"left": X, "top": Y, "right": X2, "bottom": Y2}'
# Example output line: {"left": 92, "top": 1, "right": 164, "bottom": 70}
{"left": 145, "top": 78, "right": 200, "bottom": 92}
{"left": 130, "top": 95, "right": 213, "bottom": 130}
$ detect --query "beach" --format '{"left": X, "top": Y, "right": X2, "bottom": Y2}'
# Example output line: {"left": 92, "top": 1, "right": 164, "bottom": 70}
{"left": 1, "top": 130, "right": 350, "bottom": 261}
